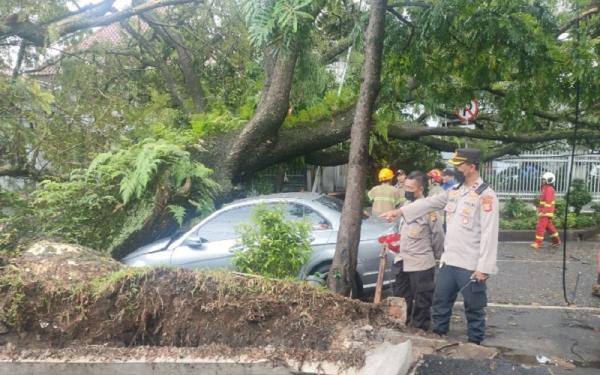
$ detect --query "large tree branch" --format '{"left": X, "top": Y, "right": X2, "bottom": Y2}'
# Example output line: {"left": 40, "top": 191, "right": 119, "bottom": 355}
{"left": 386, "top": 7, "right": 415, "bottom": 28}
{"left": 557, "top": 5, "right": 599, "bottom": 37}
{"left": 245, "top": 107, "right": 356, "bottom": 172}
{"left": 481, "top": 87, "right": 599, "bottom": 127}
{"left": 388, "top": 2, "right": 430, "bottom": 8}
{"left": 319, "top": 36, "right": 354, "bottom": 65}
{"left": 0, "top": 0, "right": 199, "bottom": 46}
{"left": 122, "top": 21, "right": 186, "bottom": 109}
{"left": 141, "top": 13, "right": 206, "bottom": 112}
{"left": 40, "top": 0, "right": 116, "bottom": 27}
{"left": 386, "top": 123, "right": 594, "bottom": 143}
{"left": 11, "top": 40, "right": 27, "bottom": 78}
{"left": 224, "top": 46, "right": 300, "bottom": 183}
{"left": 305, "top": 148, "right": 350, "bottom": 166}
{"left": 238, "top": 100, "right": 600, "bottom": 174}
{"left": 303, "top": 139, "right": 524, "bottom": 166}
{"left": 0, "top": 164, "right": 46, "bottom": 179}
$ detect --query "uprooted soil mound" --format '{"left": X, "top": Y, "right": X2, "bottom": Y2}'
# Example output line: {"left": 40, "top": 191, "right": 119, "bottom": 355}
{"left": 0, "top": 241, "right": 403, "bottom": 365}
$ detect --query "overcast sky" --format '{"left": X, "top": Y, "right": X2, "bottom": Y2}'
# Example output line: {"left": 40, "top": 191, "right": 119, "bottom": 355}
{"left": 75, "top": 0, "right": 131, "bottom": 11}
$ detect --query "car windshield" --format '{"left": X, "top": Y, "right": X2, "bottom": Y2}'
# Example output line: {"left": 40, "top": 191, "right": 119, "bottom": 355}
{"left": 316, "top": 195, "right": 344, "bottom": 212}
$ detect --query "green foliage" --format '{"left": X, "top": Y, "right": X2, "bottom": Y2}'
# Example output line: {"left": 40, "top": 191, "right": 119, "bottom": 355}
{"left": 0, "top": 190, "right": 34, "bottom": 256}
{"left": 0, "top": 272, "right": 26, "bottom": 327}
{"left": 554, "top": 198, "right": 567, "bottom": 220}
{"left": 241, "top": 0, "right": 315, "bottom": 48}
{"left": 498, "top": 197, "right": 599, "bottom": 230}
{"left": 233, "top": 205, "right": 312, "bottom": 279}
{"left": 32, "top": 139, "right": 219, "bottom": 254}
{"left": 568, "top": 179, "right": 592, "bottom": 215}
{"left": 283, "top": 88, "right": 357, "bottom": 128}
{"left": 190, "top": 110, "right": 247, "bottom": 136}
{"left": 168, "top": 205, "right": 186, "bottom": 226}
{"left": 502, "top": 197, "right": 536, "bottom": 219}
{"left": 590, "top": 202, "right": 600, "bottom": 223}
{"left": 574, "top": 214, "right": 596, "bottom": 229}
{"left": 0, "top": 78, "right": 56, "bottom": 174}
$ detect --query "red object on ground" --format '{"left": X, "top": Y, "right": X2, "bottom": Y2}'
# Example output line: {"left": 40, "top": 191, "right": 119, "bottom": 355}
{"left": 378, "top": 233, "right": 401, "bottom": 253}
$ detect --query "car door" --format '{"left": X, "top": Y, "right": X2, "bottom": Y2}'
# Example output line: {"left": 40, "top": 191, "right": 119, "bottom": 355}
{"left": 170, "top": 204, "right": 254, "bottom": 269}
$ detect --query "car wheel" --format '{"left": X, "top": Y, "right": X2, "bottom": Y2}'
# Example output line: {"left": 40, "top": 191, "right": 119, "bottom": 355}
{"left": 309, "top": 263, "right": 362, "bottom": 298}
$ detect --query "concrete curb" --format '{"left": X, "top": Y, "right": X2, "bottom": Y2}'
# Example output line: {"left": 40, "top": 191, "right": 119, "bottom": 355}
{"left": 499, "top": 226, "right": 600, "bottom": 242}
{"left": 0, "top": 341, "right": 413, "bottom": 375}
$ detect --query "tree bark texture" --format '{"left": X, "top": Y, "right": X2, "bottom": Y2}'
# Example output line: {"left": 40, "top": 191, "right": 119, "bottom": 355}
{"left": 0, "top": 0, "right": 198, "bottom": 45}
{"left": 223, "top": 47, "right": 299, "bottom": 184}
{"left": 327, "top": 0, "right": 387, "bottom": 296}
{"left": 141, "top": 13, "right": 207, "bottom": 112}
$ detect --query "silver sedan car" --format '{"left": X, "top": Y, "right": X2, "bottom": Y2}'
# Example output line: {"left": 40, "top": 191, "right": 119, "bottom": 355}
{"left": 122, "top": 193, "right": 396, "bottom": 296}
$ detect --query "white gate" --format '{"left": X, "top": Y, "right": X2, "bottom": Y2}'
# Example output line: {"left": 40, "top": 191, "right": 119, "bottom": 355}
{"left": 480, "top": 151, "right": 600, "bottom": 201}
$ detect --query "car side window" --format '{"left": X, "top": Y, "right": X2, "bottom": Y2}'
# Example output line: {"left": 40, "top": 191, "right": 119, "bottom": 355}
{"left": 265, "top": 202, "right": 331, "bottom": 230}
{"left": 302, "top": 205, "right": 332, "bottom": 230}
{"left": 196, "top": 205, "right": 254, "bottom": 242}
{"left": 284, "top": 203, "right": 331, "bottom": 230}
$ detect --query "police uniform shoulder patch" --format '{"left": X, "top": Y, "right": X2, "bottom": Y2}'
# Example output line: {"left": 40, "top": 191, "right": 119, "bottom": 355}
{"left": 481, "top": 195, "right": 494, "bottom": 212}
{"left": 467, "top": 191, "right": 479, "bottom": 201}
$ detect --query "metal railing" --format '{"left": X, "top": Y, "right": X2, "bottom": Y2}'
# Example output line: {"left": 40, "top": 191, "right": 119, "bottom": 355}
{"left": 480, "top": 151, "right": 600, "bottom": 201}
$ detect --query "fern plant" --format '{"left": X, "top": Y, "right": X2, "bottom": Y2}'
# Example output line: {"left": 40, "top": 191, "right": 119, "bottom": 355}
{"left": 33, "top": 138, "right": 219, "bottom": 254}
{"left": 241, "top": 0, "right": 315, "bottom": 49}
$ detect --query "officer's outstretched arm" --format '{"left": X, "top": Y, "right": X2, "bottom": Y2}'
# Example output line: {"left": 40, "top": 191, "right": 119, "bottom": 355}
{"left": 401, "top": 192, "right": 448, "bottom": 223}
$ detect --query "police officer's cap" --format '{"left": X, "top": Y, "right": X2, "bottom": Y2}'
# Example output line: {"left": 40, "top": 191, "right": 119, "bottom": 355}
{"left": 448, "top": 148, "right": 481, "bottom": 166}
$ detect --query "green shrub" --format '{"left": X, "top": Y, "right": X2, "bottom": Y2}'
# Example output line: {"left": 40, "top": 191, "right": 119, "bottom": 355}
{"left": 554, "top": 198, "right": 566, "bottom": 219}
{"left": 233, "top": 205, "right": 312, "bottom": 279}
{"left": 590, "top": 202, "right": 600, "bottom": 224}
{"left": 499, "top": 216, "right": 538, "bottom": 230}
{"left": 565, "top": 213, "right": 577, "bottom": 228}
{"left": 568, "top": 179, "right": 592, "bottom": 215}
{"left": 502, "top": 197, "right": 536, "bottom": 219}
{"left": 574, "top": 215, "right": 596, "bottom": 228}
{"left": 0, "top": 190, "right": 34, "bottom": 256}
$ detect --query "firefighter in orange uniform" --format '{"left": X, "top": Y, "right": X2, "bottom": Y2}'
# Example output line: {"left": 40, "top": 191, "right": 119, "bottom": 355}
{"left": 531, "top": 172, "right": 561, "bottom": 249}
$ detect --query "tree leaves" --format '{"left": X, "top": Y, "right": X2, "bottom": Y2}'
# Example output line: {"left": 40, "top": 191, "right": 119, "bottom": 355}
{"left": 233, "top": 205, "right": 312, "bottom": 279}
{"left": 241, "top": 0, "right": 315, "bottom": 48}
{"left": 30, "top": 138, "right": 219, "bottom": 253}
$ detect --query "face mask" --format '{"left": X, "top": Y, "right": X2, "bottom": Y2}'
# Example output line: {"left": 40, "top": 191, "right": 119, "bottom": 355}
{"left": 404, "top": 191, "right": 416, "bottom": 202}
{"left": 454, "top": 168, "right": 465, "bottom": 184}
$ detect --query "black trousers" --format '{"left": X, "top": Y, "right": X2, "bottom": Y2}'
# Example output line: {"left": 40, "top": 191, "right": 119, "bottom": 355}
{"left": 432, "top": 264, "right": 487, "bottom": 343}
{"left": 392, "top": 261, "right": 435, "bottom": 330}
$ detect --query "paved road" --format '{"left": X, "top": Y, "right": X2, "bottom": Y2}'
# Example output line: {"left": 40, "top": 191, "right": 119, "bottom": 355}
{"left": 441, "top": 241, "right": 600, "bottom": 374}
{"left": 489, "top": 241, "right": 599, "bottom": 307}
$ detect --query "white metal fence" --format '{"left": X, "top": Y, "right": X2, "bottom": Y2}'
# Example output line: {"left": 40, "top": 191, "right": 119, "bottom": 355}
{"left": 480, "top": 151, "right": 600, "bottom": 201}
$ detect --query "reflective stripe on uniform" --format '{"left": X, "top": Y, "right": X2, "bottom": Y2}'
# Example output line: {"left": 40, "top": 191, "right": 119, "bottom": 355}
{"left": 373, "top": 197, "right": 399, "bottom": 203}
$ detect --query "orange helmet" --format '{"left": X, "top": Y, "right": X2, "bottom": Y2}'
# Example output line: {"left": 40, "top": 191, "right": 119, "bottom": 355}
{"left": 427, "top": 169, "right": 442, "bottom": 183}
{"left": 378, "top": 168, "right": 394, "bottom": 182}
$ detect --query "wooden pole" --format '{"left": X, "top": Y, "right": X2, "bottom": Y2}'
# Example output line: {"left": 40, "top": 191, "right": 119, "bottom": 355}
{"left": 373, "top": 244, "right": 387, "bottom": 304}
